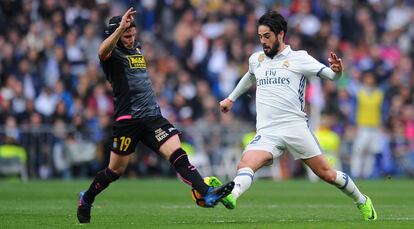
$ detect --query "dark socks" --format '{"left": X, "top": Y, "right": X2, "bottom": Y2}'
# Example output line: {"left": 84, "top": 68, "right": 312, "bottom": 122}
{"left": 83, "top": 168, "right": 120, "bottom": 204}
{"left": 169, "top": 148, "right": 210, "bottom": 195}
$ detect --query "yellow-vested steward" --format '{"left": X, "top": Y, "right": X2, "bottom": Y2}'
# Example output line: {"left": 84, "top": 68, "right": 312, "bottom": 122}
{"left": 356, "top": 89, "right": 383, "bottom": 127}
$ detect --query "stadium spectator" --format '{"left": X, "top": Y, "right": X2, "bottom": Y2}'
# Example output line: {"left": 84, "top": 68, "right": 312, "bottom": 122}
{"left": 195, "top": 108, "right": 223, "bottom": 169}
{"left": 51, "top": 119, "right": 71, "bottom": 179}
{"left": 34, "top": 86, "right": 58, "bottom": 118}
{"left": 0, "top": 136, "right": 28, "bottom": 181}
{"left": 78, "top": 23, "right": 101, "bottom": 65}
{"left": 351, "top": 71, "right": 384, "bottom": 179}
{"left": 64, "top": 132, "right": 97, "bottom": 178}
{"left": 388, "top": 117, "right": 414, "bottom": 177}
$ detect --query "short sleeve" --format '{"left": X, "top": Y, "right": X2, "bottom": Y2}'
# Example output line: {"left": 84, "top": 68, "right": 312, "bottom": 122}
{"left": 248, "top": 52, "right": 262, "bottom": 76}
{"left": 297, "top": 51, "right": 327, "bottom": 78}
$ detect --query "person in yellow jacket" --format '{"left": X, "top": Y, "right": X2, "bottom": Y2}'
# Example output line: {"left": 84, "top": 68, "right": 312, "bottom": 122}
{"left": 351, "top": 72, "right": 384, "bottom": 179}
{"left": 0, "top": 136, "right": 27, "bottom": 181}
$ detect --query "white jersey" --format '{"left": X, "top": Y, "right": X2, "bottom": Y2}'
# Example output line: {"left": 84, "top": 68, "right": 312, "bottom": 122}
{"left": 247, "top": 46, "right": 327, "bottom": 131}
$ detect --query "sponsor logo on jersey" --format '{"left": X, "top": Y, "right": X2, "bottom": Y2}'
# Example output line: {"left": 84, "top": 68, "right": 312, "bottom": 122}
{"left": 126, "top": 54, "right": 147, "bottom": 69}
{"left": 257, "top": 76, "right": 290, "bottom": 86}
{"left": 257, "top": 68, "right": 290, "bottom": 86}
{"left": 265, "top": 69, "right": 277, "bottom": 77}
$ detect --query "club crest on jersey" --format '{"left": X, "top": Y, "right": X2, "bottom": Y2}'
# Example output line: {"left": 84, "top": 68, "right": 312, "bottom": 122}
{"left": 258, "top": 54, "right": 265, "bottom": 63}
{"left": 282, "top": 60, "right": 290, "bottom": 68}
{"left": 126, "top": 54, "right": 146, "bottom": 69}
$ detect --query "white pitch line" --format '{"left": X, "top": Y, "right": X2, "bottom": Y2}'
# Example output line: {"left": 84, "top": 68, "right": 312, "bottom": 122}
{"left": 380, "top": 217, "right": 414, "bottom": 221}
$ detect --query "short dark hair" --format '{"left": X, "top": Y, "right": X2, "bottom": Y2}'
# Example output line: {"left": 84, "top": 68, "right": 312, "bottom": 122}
{"left": 257, "top": 11, "right": 287, "bottom": 39}
{"left": 105, "top": 15, "right": 136, "bottom": 36}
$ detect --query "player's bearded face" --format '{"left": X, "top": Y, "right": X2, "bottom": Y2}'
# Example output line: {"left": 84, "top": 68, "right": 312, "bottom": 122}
{"left": 258, "top": 25, "right": 280, "bottom": 58}
{"left": 120, "top": 27, "right": 136, "bottom": 49}
{"left": 264, "top": 39, "right": 280, "bottom": 58}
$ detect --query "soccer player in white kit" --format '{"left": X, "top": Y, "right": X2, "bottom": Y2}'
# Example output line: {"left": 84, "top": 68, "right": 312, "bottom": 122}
{"left": 212, "top": 11, "right": 377, "bottom": 220}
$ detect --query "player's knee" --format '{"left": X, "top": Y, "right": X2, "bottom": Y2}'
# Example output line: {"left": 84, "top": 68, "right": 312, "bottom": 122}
{"left": 109, "top": 167, "right": 126, "bottom": 176}
{"left": 237, "top": 161, "right": 247, "bottom": 170}
{"left": 238, "top": 157, "right": 252, "bottom": 169}
{"left": 159, "top": 135, "right": 181, "bottom": 159}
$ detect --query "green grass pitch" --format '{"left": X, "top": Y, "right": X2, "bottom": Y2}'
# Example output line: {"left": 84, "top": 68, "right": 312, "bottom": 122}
{"left": 0, "top": 178, "right": 413, "bottom": 228}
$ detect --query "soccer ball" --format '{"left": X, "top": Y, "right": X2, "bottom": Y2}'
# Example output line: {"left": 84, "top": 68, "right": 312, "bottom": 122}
{"left": 191, "top": 177, "right": 212, "bottom": 208}
{"left": 191, "top": 189, "right": 209, "bottom": 208}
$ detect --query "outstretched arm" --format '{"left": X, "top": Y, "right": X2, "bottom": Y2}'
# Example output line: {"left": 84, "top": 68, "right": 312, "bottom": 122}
{"left": 98, "top": 7, "right": 136, "bottom": 61}
{"left": 220, "top": 72, "right": 255, "bottom": 113}
{"left": 318, "top": 52, "right": 343, "bottom": 81}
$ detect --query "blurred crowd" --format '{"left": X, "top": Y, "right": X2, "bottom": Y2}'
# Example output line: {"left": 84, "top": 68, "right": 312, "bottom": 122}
{"left": 0, "top": 0, "right": 413, "bottom": 180}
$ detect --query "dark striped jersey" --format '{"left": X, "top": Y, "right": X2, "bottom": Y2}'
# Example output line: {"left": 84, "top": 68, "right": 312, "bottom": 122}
{"left": 100, "top": 44, "right": 161, "bottom": 120}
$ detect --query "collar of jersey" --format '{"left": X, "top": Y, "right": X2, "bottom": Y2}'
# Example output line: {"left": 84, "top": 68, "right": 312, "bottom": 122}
{"left": 269, "top": 45, "right": 292, "bottom": 60}
{"left": 117, "top": 42, "right": 142, "bottom": 54}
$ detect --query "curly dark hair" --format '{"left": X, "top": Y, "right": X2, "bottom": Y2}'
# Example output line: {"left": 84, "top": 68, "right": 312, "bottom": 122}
{"left": 257, "top": 11, "right": 287, "bottom": 39}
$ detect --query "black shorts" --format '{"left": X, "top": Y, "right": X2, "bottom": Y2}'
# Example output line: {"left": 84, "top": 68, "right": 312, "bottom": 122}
{"left": 111, "top": 116, "right": 181, "bottom": 155}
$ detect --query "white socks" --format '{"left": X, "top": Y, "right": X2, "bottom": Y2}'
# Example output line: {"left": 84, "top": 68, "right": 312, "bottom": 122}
{"left": 231, "top": 168, "right": 366, "bottom": 204}
{"left": 334, "top": 171, "right": 366, "bottom": 204}
{"left": 232, "top": 167, "right": 254, "bottom": 200}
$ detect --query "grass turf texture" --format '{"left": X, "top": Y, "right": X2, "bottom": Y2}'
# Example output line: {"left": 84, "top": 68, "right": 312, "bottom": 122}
{"left": 0, "top": 179, "right": 413, "bottom": 228}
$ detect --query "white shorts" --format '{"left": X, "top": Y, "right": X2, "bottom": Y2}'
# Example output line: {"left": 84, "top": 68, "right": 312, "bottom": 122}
{"left": 244, "top": 123, "right": 322, "bottom": 160}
